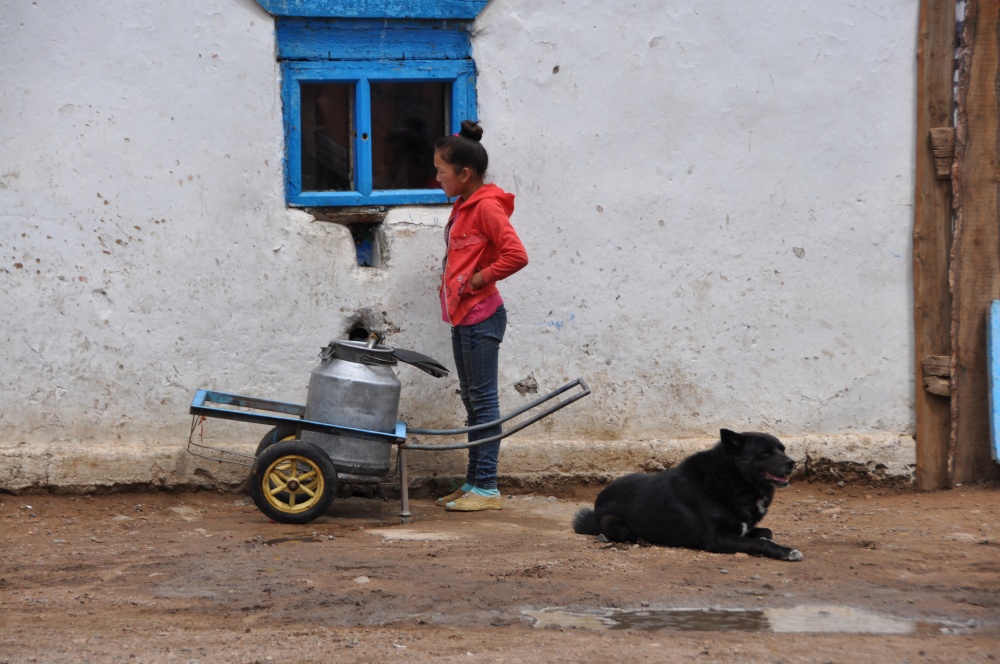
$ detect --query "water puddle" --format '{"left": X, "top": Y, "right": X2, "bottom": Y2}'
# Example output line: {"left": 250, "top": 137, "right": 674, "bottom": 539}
{"left": 366, "top": 528, "right": 461, "bottom": 542}
{"left": 524, "top": 605, "right": 979, "bottom": 635}
{"left": 264, "top": 536, "right": 322, "bottom": 545}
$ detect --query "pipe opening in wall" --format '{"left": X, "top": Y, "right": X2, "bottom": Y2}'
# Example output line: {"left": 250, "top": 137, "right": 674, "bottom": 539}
{"left": 343, "top": 307, "right": 387, "bottom": 342}
{"left": 350, "top": 223, "right": 379, "bottom": 268}
{"left": 347, "top": 326, "right": 371, "bottom": 341}
{"left": 306, "top": 207, "right": 387, "bottom": 268}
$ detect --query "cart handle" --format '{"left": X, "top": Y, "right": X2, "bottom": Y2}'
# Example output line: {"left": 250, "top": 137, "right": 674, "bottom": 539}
{"left": 401, "top": 378, "right": 590, "bottom": 451}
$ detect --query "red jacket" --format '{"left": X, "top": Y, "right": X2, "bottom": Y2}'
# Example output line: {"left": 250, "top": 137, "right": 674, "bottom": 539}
{"left": 441, "top": 183, "right": 528, "bottom": 325}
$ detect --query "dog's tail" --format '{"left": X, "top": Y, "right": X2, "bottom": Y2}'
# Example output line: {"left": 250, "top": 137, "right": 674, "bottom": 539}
{"left": 572, "top": 507, "right": 600, "bottom": 536}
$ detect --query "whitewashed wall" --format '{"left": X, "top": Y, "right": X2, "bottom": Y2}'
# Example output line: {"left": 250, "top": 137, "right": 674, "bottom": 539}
{"left": 0, "top": 0, "right": 918, "bottom": 488}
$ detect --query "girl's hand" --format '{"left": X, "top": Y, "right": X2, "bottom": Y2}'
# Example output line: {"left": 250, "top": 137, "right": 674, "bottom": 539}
{"left": 470, "top": 272, "right": 486, "bottom": 290}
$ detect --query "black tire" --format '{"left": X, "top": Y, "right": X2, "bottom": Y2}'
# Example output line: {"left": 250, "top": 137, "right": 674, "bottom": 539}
{"left": 253, "top": 425, "right": 305, "bottom": 507}
{"left": 249, "top": 440, "right": 338, "bottom": 524}
{"left": 255, "top": 424, "right": 300, "bottom": 456}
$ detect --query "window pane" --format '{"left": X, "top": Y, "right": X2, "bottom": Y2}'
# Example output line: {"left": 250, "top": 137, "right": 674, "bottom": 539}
{"left": 370, "top": 81, "right": 448, "bottom": 190}
{"left": 301, "top": 83, "right": 353, "bottom": 191}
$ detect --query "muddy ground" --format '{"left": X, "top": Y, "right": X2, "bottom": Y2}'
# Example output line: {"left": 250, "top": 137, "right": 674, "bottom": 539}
{"left": 2, "top": 480, "right": 999, "bottom": 663}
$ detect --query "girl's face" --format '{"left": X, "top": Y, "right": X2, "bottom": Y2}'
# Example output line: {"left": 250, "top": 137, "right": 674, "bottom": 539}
{"left": 434, "top": 150, "right": 474, "bottom": 199}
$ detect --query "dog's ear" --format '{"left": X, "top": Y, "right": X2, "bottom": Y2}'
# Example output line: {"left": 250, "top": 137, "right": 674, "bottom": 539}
{"left": 720, "top": 428, "right": 744, "bottom": 453}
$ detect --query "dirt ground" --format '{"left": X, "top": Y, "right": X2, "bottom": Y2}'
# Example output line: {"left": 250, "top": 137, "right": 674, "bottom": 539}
{"left": 2, "top": 479, "right": 999, "bottom": 663}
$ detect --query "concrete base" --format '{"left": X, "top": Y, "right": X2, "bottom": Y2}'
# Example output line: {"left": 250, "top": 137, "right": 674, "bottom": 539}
{"left": 0, "top": 434, "right": 915, "bottom": 494}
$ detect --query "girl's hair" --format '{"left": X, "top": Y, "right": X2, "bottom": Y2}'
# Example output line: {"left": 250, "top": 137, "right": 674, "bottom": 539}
{"left": 434, "top": 119, "right": 488, "bottom": 178}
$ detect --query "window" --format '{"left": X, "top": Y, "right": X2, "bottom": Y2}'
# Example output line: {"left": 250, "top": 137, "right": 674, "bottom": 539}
{"left": 284, "top": 57, "right": 475, "bottom": 206}
{"left": 298, "top": 80, "right": 449, "bottom": 193}
{"left": 265, "top": 11, "right": 485, "bottom": 207}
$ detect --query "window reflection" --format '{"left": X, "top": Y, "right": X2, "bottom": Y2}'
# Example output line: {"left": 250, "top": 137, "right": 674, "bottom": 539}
{"left": 371, "top": 82, "right": 447, "bottom": 190}
{"left": 301, "top": 83, "right": 353, "bottom": 192}
{"left": 299, "top": 80, "right": 448, "bottom": 193}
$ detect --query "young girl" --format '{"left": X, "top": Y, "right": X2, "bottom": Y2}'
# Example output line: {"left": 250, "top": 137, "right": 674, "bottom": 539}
{"left": 433, "top": 120, "right": 528, "bottom": 512}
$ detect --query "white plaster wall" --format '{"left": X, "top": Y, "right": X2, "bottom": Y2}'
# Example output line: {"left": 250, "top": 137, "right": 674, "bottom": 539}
{"left": 0, "top": 0, "right": 918, "bottom": 487}
{"left": 472, "top": 0, "right": 918, "bottom": 439}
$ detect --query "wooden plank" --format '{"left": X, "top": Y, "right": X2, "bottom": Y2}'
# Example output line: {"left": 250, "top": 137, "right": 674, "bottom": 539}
{"left": 924, "top": 376, "right": 951, "bottom": 397}
{"left": 276, "top": 18, "right": 473, "bottom": 61}
{"left": 921, "top": 355, "right": 951, "bottom": 377}
{"left": 921, "top": 354, "right": 951, "bottom": 396}
{"left": 929, "top": 127, "right": 955, "bottom": 179}
{"left": 950, "top": 0, "right": 1000, "bottom": 483}
{"left": 913, "top": 0, "right": 956, "bottom": 489}
{"left": 256, "top": 0, "right": 490, "bottom": 20}
{"left": 988, "top": 302, "right": 1000, "bottom": 462}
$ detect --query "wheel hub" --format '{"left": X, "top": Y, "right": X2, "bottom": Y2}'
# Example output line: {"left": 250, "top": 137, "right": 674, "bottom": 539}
{"left": 251, "top": 446, "right": 336, "bottom": 523}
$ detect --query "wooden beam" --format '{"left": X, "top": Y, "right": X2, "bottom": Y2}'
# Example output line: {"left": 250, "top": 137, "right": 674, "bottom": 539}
{"left": 922, "top": 354, "right": 951, "bottom": 396}
{"left": 950, "top": 0, "right": 1000, "bottom": 484}
{"left": 929, "top": 127, "right": 955, "bottom": 179}
{"left": 913, "top": 0, "right": 956, "bottom": 489}
{"left": 255, "top": 0, "right": 491, "bottom": 20}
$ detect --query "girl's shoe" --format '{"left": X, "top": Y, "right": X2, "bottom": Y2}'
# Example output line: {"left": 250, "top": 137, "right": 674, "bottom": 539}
{"left": 445, "top": 492, "right": 503, "bottom": 512}
{"left": 436, "top": 488, "right": 468, "bottom": 506}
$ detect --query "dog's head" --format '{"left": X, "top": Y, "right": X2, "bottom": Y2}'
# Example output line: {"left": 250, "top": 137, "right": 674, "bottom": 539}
{"left": 720, "top": 428, "right": 795, "bottom": 488}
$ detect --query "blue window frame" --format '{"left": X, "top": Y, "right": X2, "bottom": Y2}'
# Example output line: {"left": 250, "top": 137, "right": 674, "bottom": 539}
{"left": 282, "top": 57, "right": 476, "bottom": 206}
{"left": 256, "top": 4, "right": 488, "bottom": 207}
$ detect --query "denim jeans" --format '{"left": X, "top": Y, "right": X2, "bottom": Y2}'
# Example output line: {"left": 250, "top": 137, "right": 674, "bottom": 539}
{"left": 451, "top": 305, "right": 506, "bottom": 491}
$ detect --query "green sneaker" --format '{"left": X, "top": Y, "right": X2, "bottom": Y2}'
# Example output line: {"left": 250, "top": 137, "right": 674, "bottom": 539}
{"left": 435, "top": 487, "right": 468, "bottom": 506}
{"left": 445, "top": 492, "right": 503, "bottom": 512}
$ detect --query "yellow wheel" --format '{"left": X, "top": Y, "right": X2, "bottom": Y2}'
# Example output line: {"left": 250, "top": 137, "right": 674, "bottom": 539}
{"left": 249, "top": 440, "right": 337, "bottom": 524}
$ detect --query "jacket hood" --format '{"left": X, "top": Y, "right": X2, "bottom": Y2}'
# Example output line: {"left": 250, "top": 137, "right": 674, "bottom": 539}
{"left": 461, "top": 183, "right": 515, "bottom": 216}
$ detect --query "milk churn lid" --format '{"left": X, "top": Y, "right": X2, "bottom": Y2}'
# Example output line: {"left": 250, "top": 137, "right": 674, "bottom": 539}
{"left": 320, "top": 339, "right": 398, "bottom": 367}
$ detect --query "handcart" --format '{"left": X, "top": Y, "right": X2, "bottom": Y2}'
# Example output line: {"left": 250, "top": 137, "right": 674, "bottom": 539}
{"left": 187, "top": 337, "right": 590, "bottom": 525}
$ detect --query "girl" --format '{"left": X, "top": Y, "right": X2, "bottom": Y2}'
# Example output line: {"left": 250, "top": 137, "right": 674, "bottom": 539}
{"left": 433, "top": 120, "right": 528, "bottom": 512}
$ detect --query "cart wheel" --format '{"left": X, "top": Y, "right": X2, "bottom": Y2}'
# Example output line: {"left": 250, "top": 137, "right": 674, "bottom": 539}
{"left": 255, "top": 424, "right": 300, "bottom": 456}
{"left": 253, "top": 423, "right": 302, "bottom": 507}
{"left": 249, "top": 441, "right": 337, "bottom": 524}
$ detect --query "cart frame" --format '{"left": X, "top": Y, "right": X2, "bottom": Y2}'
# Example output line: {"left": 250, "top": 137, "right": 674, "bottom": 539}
{"left": 188, "top": 378, "right": 590, "bottom": 520}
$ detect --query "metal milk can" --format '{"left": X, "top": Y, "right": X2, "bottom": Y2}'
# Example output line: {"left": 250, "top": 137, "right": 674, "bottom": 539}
{"left": 300, "top": 339, "right": 400, "bottom": 476}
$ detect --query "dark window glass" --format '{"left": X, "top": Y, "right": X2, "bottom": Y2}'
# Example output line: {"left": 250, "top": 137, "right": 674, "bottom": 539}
{"left": 370, "top": 81, "right": 448, "bottom": 190}
{"left": 301, "top": 83, "right": 353, "bottom": 192}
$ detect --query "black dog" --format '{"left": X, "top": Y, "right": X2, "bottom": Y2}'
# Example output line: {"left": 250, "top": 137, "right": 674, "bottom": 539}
{"left": 573, "top": 429, "right": 803, "bottom": 561}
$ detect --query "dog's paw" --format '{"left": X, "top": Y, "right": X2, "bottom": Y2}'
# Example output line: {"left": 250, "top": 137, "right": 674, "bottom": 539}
{"left": 783, "top": 549, "right": 804, "bottom": 562}
{"left": 598, "top": 534, "right": 609, "bottom": 543}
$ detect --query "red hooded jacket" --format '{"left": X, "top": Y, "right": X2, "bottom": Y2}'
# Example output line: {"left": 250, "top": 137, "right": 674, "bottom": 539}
{"left": 441, "top": 183, "right": 528, "bottom": 325}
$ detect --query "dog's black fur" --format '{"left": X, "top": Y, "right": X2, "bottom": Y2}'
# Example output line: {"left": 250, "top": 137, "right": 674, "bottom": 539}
{"left": 573, "top": 429, "right": 803, "bottom": 561}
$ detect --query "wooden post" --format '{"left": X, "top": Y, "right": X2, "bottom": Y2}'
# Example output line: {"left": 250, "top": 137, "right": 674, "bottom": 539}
{"left": 913, "top": 0, "right": 956, "bottom": 489}
{"left": 950, "top": 0, "right": 1000, "bottom": 484}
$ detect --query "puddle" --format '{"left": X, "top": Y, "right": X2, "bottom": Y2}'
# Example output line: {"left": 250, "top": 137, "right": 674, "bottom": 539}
{"left": 264, "top": 536, "right": 322, "bottom": 545}
{"left": 524, "top": 605, "right": 980, "bottom": 635}
{"left": 366, "top": 528, "right": 461, "bottom": 542}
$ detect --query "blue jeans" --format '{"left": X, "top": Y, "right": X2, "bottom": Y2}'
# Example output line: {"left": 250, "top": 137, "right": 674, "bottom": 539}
{"left": 451, "top": 305, "right": 506, "bottom": 491}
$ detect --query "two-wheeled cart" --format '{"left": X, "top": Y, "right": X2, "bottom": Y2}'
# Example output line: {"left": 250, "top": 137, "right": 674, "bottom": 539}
{"left": 187, "top": 337, "right": 590, "bottom": 524}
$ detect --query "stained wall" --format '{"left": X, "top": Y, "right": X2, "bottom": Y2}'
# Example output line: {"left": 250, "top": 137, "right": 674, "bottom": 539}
{"left": 0, "top": 0, "right": 919, "bottom": 489}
